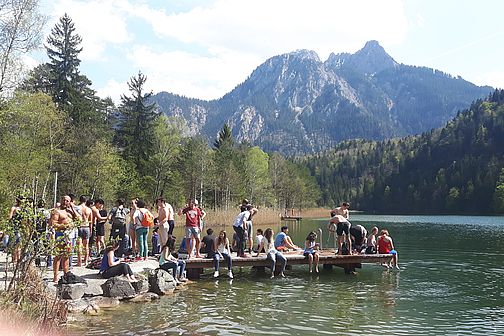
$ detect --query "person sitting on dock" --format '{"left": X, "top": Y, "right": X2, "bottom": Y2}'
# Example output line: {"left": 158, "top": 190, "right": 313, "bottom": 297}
{"left": 201, "top": 228, "right": 216, "bottom": 258}
{"left": 255, "top": 228, "right": 264, "bottom": 252}
{"left": 365, "top": 226, "right": 378, "bottom": 254}
{"left": 256, "top": 228, "right": 287, "bottom": 278}
{"left": 159, "top": 235, "right": 187, "bottom": 284}
{"left": 377, "top": 229, "right": 400, "bottom": 269}
{"left": 213, "top": 230, "right": 233, "bottom": 279}
{"left": 350, "top": 224, "right": 367, "bottom": 253}
{"left": 274, "top": 226, "right": 300, "bottom": 251}
{"left": 304, "top": 231, "right": 320, "bottom": 273}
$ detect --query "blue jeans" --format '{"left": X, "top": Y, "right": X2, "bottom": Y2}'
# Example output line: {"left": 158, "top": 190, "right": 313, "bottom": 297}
{"left": 136, "top": 227, "right": 149, "bottom": 258}
{"left": 267, "top": 250, "right": 287, "bottom": 273}
{"left": 214, "top": 252, "right": 232, "bottom": 271}
{"left": 160, "top": 259, "right": 186, "bottom": 278}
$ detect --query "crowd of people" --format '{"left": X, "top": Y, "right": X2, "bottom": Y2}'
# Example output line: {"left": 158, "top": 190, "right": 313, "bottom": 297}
{"left": 1, "top": 196, "right": 399, "bottom": 283}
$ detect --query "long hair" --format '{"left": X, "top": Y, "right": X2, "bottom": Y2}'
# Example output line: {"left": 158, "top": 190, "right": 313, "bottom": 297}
{"left": 306, "top": 231, "right": 317, "bottom": 242}
{"left": 217, "top": 230, "right": 227, "bottom": 246}
{"left": 163, "top": 235, "right": 177, "bottom": 252}
{"left": 264, "top": 228, "right": 273, "bottom": 243}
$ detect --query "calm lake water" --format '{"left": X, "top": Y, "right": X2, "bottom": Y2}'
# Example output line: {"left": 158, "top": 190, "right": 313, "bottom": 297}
{"left": 69, "top": 215, "right": 504, "bottom": 335}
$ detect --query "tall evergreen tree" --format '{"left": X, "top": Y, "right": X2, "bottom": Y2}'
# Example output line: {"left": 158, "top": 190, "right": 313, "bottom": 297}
{"left": 116, "top": 71, "right": 159, "bottom": 171}
{"left": 45, "top": 13, "right": 82, "bottom": 108}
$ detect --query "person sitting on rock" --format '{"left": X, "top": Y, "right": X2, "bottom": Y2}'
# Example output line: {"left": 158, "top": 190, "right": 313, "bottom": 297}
{"left": 159, "top": 235, "right": 187, "bottom": 284}
{"left": 99, "top": 240, "right": 137, "bottom": 281}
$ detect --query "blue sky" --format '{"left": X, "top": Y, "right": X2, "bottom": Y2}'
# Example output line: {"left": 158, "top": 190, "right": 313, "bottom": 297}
{"left": 32, "top": 0, "right": 504, "bottom": 103}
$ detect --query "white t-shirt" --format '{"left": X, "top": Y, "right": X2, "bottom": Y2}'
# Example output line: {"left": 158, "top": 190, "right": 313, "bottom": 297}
{"left": 233, "top": 210, "right": 250, "bottom": 227}
{"left": 262, "top": 237, "right": 276, "bottom": 253}
{"left": 255, "top": 234, "right": 264, "bottom": 249}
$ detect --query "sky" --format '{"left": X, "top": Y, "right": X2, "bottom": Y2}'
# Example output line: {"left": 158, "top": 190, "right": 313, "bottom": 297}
{"left": 31, "top": 0, "right": 504, "bottom": 103}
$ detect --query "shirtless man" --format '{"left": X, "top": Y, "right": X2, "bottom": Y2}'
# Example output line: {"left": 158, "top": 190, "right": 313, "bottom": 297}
{"left": 156, "top": 197, "right": 174, "bottom": 247}
{"left": 76, "top": 196, "right": 93, "bottom": 266}
{"left": 329, "top": 202, "right": 352, "bottom": 255}
{"left": 49, "top": 195, "right": 81, "bottom": 282}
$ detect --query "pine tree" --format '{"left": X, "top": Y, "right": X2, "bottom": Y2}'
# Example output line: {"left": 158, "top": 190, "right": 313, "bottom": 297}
{"left": 116, "top": 71, "right": 159, "bottom": 171}
{"left": 45, "top": 13, "right": 82, "bottom": 107}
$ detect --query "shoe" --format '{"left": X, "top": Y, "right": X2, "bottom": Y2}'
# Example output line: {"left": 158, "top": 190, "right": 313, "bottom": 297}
{"left": 228, "top": 271, "right": 233, "bottom": 279}
{"left": 213, "top": 271, "right": 219, "bottom": 278}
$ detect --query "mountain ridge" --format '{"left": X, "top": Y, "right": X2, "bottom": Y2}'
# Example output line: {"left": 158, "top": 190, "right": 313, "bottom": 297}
{"left": 151, "top": 41, "right": 492, "bottom": 154}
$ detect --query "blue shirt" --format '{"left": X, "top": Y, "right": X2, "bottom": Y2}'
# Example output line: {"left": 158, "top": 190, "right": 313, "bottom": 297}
{"left": 274, "top": 232, "right": 287, "bottom": 248}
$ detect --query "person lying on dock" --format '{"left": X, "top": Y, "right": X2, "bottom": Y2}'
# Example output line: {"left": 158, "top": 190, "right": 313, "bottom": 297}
{"left": 377, "top": 229, "right": 400, "bottom": 270}
{"left": 329, "top": 215, "right": 352, "bottom": 255}
{"left": 99, "top": 240, "right": 137, "bottom": 282}
{"left": 274, "top": 226, "right": 300, "bottom": 251}
{"left": 304, "top": 231, "right": 320, "bottom": 273}
{"left": 256, "top": 228, "right": 287, "bottom": 278}
{"left": 213, "top": 230, "right": 233, "bottom": 279}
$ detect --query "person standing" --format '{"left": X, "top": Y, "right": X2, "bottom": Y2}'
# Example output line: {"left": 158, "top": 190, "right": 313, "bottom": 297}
{"left": 178, "top": 199, "right": 203, "bottom": 259}
{"left": 156, "top": 197, "right": 174, "bottom": 247}
{"left": 132, "top": 199, "right": 152, "bottom": 260}
{"left": 92, "top": 198, "right": 108, "bottom": 255}
{"left": 49, "top": 195, "right": 81, "bottom": 282}
{"left": 233, "top": 204, "right": 256, "bottom": 257}
{"left": 76, "top": 196, "right": 92, "bottom": 267}
{"left": 108, "top": 198, "right": 130, "bottom": 257}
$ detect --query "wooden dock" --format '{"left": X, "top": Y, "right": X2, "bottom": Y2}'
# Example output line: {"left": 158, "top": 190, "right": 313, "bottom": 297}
{"left": 280, "top": 216, "right": 302, "bottom": 221}
{"left": 183, "top": 250, "right": 393, "bottom": 278}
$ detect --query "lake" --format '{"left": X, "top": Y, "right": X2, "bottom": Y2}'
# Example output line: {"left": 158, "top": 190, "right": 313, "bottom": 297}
{"left": 69, "top": 214, "right": 504, "bottom": 335}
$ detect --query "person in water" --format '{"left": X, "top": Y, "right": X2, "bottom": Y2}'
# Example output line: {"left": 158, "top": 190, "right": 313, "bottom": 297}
{"left": 377, "top": 229, "right": 400, "bottom": 269}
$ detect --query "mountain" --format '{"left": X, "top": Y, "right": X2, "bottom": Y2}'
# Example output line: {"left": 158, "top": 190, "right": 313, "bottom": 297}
{"left": 300, "top": 89, "right": 504, "bottom": 214}
{"left": 151, "top": 41, "right": 492, "bottom": 154}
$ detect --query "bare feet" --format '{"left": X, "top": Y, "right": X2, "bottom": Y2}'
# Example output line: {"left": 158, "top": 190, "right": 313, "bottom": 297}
{"left": 270, "top": 273, "right": 275, "bottom": 278}
{"left": 280, "top": 272, "right": 286, "bottom": 278}
{"left": 315, "top": 267, "right": 319, "bottom": 273}
{"left": 395, "top": 265, "right": 400, "bottom": 270}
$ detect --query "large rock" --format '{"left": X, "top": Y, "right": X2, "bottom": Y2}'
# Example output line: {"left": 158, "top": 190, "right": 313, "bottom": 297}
{"left": 84, "top": 302, "right": 101, "bottom": 316}
{"left": 58, "top": 283, "right": 87, "bottom": 300}
{"left": 84, "top": 280, "right": 104, "bottom": 297}
{"left": 101, "top": 277, "right": 136, "bottom": 299}
{"left": 131, "top": 273, "right": 149, "bottom": 294}
{"left": 148, "top": 269, "right": 176, "bottom": 295}
{"left": 67, "top": 299, "right": 89, "bottom": 313}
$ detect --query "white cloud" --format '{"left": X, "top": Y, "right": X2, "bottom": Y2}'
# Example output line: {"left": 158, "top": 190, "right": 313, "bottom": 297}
{"left": 472, "top": 71, "right": 504, "bottom": 89}
{"left": 48, "top": 0, "right": 132, "bottom": 61}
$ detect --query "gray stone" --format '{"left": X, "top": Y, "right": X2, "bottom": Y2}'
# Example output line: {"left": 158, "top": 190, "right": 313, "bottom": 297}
{"left": 84, "top": 302, "right": 101, "bottom": 316}
{"left": 101, "top": 277, "right": 136, "bottom": 299}
{"left": 58, "top": 283, "right": 87, "bottom": 300}
{"left": 84, "top": 280, "right": 104, "bottom": 297}
{"left": 148, "top": 269, "right": 176, "bottom": 295}
{"left": 129, "top": 292, "right": 160, "bottom": 302}
{"left": 131, "top": 273, "right": 149, "bottom": 294}
{"left": 67, "top": 299, "right": 89, "bottom": 313}
{"left": 90, "top": 297, "right": 120, "bottom": 308}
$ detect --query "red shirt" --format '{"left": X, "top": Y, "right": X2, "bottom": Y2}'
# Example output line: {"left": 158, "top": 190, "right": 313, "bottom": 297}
{"left": 182, "top": 206, "right": 201, "bottom": 228}
{"left": 377, "top": 235, "right": 393, "bottom": 254}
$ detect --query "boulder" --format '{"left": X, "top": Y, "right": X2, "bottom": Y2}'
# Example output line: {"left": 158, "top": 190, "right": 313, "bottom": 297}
{"left": 58, "top": 283, "right": 87, "bottom": 300}
{"left": 67, "top": 299, "right": 89, "bottom": 313}
{"left": 131, "top": 273, "right": 149, "bottom": 294}
{"left": 101, "top": 277, "right": 136, "bottom": 299}
{"left": 129, "top": 292, "right": 160, "bottom": 303}
{"left": 148, "top": 269, "right": 176, "bottom": 295}
{"left": 83, "top": 280, "right": 104, "bottom": 297}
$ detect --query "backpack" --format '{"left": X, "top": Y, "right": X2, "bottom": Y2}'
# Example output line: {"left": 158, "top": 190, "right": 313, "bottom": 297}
{"left": 112, "top": 207, "right": 127, "bottom": 226}
{"left": 141, "top": 209, "right": 154, "bottom": 227}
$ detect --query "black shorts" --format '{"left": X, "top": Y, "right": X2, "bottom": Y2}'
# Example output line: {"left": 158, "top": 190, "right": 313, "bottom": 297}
{"left": 336, "top": 222, "right": 350, "bottom": 236}
{"left": 96, "top": 222, "right": 106, "bottom": 237}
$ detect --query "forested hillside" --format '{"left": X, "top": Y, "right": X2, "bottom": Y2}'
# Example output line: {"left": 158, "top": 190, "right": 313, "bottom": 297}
{"left": 301, "top": 90, "right": 504, "bottom": 214}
